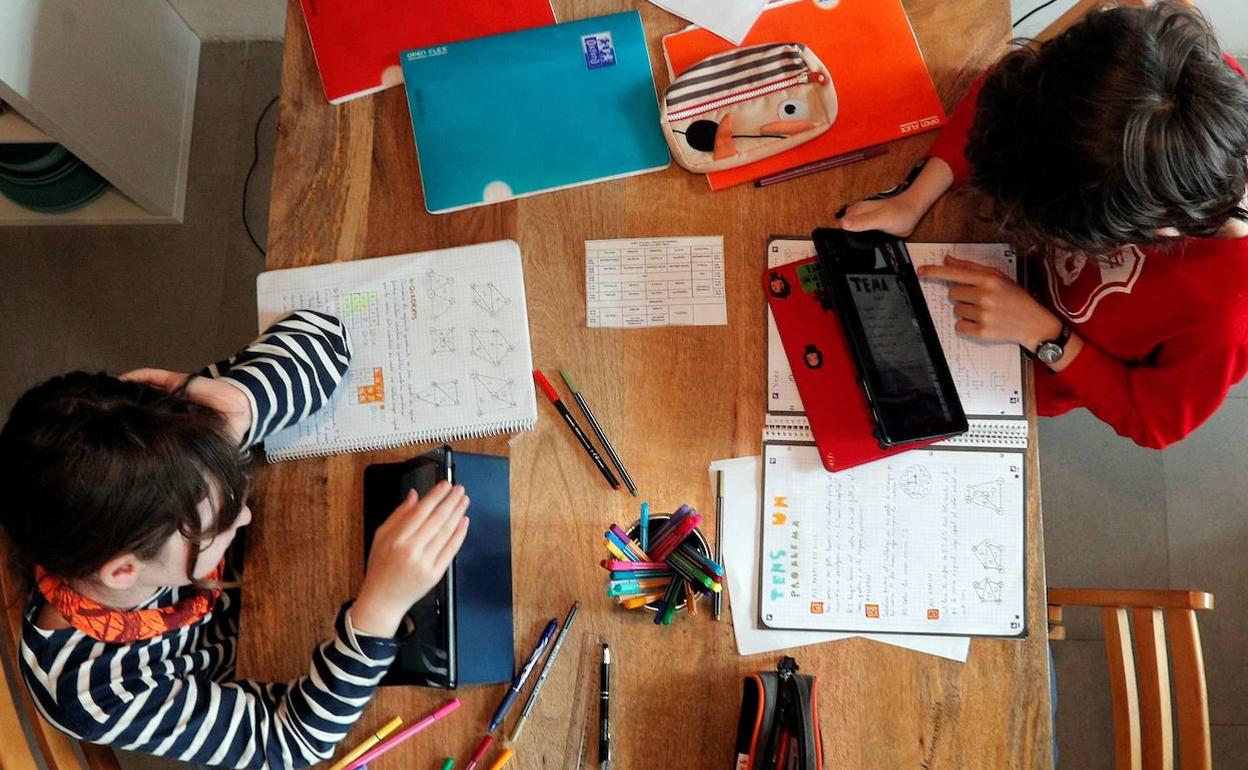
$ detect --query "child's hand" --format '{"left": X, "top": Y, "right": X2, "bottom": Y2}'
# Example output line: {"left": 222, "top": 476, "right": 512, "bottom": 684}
{"left": 351, "top": 482, "right": 470, "bottom": 638}
{"left": 917, "top": 255, "right": 1065, "bottom": 352}
{"left": 838, "top": 194, "right": 924, "bottom": 237}
{"left": 121, "top": 368, "right": 253, "bottom": 444}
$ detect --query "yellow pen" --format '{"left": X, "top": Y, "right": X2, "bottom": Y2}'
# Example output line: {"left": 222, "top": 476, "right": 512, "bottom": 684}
{"left": 487, "top": 748, "right": 515, "bottom": 770}
{"left": 327, "top": 716, "right": 403, "bottom": 770}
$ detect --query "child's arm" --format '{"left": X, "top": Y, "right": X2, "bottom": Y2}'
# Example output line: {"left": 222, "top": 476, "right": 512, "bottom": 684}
{"left": 25, "top": 603, "right": 398, "bottom": 769}
{"left": 1038, "top": 329, "right": 1248, "bottom": 449}
{"left": 201, "top": 309, "right": 353, "bottom": 448}
{"left": 840, "top": 74, "right": 987, "bottom": 236}
{"left": 22, "top": 483, "right": 468, "bottom": 770}
{"left": 839, "top": 158, "right": 954, "bottom": 237}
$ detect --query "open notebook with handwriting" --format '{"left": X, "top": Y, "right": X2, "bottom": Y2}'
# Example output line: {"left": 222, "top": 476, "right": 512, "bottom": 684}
{"left": 760, "top": 238, "right": 1028, "bottom": 637}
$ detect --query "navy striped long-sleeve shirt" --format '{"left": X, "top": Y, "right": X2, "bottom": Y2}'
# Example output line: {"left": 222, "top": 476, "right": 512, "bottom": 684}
{"left": 19, "top": 310, "right": 398, "bottom": 769}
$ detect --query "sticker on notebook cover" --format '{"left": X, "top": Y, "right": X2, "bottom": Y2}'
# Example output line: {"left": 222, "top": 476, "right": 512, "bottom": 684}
{"left": 582, "top": 32, "right": 616, "bottom": 69}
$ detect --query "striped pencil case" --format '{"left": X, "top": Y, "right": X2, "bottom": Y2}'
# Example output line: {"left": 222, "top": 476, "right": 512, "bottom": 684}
{"left": 734, "top": 656, "right": 824, "bottom": 770}
{"left": 661, "top": 42, "right": 838, "bottom": 174}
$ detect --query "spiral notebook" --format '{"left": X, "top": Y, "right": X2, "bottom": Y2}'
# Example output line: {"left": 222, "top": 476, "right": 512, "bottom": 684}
{"left": 764, "top": 238, "right": 1029, "bottom": 456}
{"left": 761, "top": 238, "right": 1028, "bottom": 636}
{"left": 256, "top": 241, "right": 536, "bottom": 462}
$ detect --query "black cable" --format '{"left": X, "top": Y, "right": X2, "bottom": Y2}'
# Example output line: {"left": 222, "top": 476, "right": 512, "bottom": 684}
{"left": 243, "top": 96, "right": 279, "bottom": 257}
{"left": 1013, "top": 0, "right": 1063, "bottom": 29}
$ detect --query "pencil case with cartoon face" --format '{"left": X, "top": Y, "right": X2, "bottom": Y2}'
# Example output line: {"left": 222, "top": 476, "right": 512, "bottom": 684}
{"left": 734, "top": 656, "right": 824, "bottom": 770}
{"left": 661, "top": 42, "right": 838, "bottom": 174}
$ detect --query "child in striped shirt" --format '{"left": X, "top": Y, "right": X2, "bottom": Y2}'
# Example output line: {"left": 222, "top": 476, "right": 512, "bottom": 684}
{"left": 0, "top": 310, "right": 470, "bottom": 768}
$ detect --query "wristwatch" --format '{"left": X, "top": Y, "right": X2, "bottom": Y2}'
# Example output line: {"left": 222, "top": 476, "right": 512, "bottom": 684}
{"left": 1030, "top": 325, "right": 1073, "bottom": 366}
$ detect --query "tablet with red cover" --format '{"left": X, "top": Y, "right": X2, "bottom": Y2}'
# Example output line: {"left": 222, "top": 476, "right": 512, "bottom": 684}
{"left": 763, "top": 252, "right": 936, "bottom": 472}
{"left": 298, "top": 0, "right": 557, "bottom": 104}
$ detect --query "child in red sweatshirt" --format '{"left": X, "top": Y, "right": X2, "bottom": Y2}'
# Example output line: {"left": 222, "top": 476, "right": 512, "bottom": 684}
{"left": 840, "top": 1, "right": 1248, "bottom": 448}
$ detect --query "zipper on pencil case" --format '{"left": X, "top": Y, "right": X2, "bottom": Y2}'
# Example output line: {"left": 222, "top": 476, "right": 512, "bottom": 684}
{"left": 664, "top": 71, "right": 827, "bottom": 123}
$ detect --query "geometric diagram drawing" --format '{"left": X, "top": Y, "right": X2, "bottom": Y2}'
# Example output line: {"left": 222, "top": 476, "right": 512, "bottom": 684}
{"left": 416, "top": 380, "right": 460, "bottom": 408}
{"left": 426, "top": 270, "right": 455, "bottom": 319}
{"left": 351, "top": 367, "right": 385, "bottom": 405}
{"left": 898, "top": 464, "right": 932, "bottom": 499}
{"left": 966, "top": 478, "right": 1005, "bottom": 514}
{"left": 471, "top": 282, "right": 510, "bottom": 317}
{"left": 972, "top": 539, "right": 1005, "bottom": 572}
{"left": 469, "top": 328, "right": 513, "bottom": 367}
{"left": 471, "top": 371, "right": 517, "bottom": 415}
{"left": 342, "top": 291, "right": 380, "bottom": 329}
{"left": 974, "top": 578, "right": 1004, "bottom": 603}
{"left": 430, "top": 327, "right": 456, "bottom": 354}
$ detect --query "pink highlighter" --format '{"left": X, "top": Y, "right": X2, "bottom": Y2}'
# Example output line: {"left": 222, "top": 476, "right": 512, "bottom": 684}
{"left": 345, "top": 699, "right": 461, "bottom": 770}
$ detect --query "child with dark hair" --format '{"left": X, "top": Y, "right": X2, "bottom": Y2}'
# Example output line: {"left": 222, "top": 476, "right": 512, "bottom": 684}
{"left": 840, "top": 1, "right": 1248, "bottom": 448}
{"left": 0, "top": 310, "right": 470, "bottom": 768}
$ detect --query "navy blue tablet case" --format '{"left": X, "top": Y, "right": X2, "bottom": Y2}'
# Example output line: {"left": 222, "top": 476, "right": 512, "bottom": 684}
{"left": 453, "top": 452, "right": 515, "bottom": 685}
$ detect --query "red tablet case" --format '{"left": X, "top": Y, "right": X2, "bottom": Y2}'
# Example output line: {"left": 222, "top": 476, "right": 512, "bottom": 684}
{"left": 298, "top": 1, "right": 557, "bottom": 104}
{"left": 763, "top": 258, "right": 936, "bottom": 472}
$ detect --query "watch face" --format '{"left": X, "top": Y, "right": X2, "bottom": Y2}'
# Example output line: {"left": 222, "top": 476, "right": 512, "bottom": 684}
{"left": 1037, "top": 342, "right": 1063, "bottom": 365}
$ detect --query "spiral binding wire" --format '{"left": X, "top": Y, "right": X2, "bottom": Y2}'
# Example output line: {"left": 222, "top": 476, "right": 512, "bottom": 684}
{"left": 265, "top": 418, "right": 536, "bottom": 463}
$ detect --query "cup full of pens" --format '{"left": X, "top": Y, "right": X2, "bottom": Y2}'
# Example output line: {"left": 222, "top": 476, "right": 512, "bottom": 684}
{"left": 601, "top": 502, "right": 725, "bottom": 625}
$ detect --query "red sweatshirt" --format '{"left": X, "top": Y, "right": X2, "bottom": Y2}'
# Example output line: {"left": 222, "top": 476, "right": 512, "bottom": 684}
{"left": 926, "top": 56, "right": 1248, "bottom": 449}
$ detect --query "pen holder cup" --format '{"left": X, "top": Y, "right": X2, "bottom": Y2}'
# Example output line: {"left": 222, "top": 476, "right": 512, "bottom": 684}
{"left": 626, "top": 515, "right": 711, "bottom": 614}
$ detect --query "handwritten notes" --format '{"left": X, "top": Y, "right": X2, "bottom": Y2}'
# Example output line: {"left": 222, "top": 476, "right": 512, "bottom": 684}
{"left": 759, "top": 442, "right": 1026, "bottom": 636}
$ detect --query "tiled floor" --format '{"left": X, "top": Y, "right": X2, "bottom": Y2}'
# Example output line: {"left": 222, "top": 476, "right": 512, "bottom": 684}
{"left": 3, "top": 39, "right": 1248, "bottom": 770}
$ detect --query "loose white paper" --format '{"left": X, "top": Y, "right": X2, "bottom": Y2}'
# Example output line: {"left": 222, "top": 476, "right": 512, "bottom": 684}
{"left": 711, "top": 456, "right": 970, "bottom": 662}
{"left": 585, "top": 237, "right": 727, "bottom": 328}
{"left": 649, "top": 0, "right": 769, "bottom": 45}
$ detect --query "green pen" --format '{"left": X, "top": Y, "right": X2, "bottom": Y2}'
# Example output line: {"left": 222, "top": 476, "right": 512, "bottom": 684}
{"left": 440, "top": 760, "right": 454, "bottom": 770}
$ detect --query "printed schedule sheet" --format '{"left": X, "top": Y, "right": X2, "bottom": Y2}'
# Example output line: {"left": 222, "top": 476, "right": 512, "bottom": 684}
{"left": 585, "top": 236, "right": 727, "bottom": 327}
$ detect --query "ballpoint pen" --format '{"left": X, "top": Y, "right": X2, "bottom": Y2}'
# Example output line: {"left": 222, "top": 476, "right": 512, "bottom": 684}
{"left": 510, "top": 602, "right": 580, "bottom": 742}
{"left": 488, "top": 618, "right": 559, "bottom": 733}
{"left": 599, "top": 643, "right": 611, "bottom": 770}
{"left": 714, "top": 469, "right": 725, "bottom": 621}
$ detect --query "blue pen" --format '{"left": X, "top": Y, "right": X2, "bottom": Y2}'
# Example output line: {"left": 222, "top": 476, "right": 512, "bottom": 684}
{"left": 640, "top": 502, "right": 650, "bottom": 552}
{"left": 487, "top": 618, "right": 558, "bottom": 733}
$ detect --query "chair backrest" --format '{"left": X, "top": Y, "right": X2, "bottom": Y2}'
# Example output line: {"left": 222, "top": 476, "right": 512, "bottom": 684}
{"left": 0, "top": 537, "right": 120, "bottom": 770}
{"left": 1048, "top": 588, "right": 1215, "bottom": 770}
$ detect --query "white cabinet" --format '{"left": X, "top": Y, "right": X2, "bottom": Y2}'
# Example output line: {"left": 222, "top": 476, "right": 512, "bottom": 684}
{"left": 0, "top": 0, "right": 200, "bottom": 224}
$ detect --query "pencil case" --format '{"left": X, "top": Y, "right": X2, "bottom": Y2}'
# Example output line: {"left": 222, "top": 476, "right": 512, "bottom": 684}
{"left": 661, "top": 42, "right": 837, "bottom": 174}
{"left": 733, "top": 656, "right": 823, "bottom": 770}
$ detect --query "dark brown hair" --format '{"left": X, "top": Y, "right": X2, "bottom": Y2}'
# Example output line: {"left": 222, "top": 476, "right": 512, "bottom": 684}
{"left": 0, "top": 372, "right": 250, "bottom": 586}
{"left": 966, "top": 1, "right": 1248, "bottom": 255}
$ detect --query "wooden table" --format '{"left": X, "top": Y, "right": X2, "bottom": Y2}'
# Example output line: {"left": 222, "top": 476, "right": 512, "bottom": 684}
{"left": 238, "top": 2, "right": 1053, "bottom": 768}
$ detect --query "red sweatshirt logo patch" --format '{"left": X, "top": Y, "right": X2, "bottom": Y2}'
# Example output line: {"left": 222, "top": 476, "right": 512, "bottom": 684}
{"left": 1045, "top": 245, "right": 1146, "bottom": 322}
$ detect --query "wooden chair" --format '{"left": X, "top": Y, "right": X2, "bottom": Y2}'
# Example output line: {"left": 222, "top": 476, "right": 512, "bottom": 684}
{"left": 0, "top": 538, "right": 121, "bottom": 770}
{"left": 1047, "top": 588, "right": 1215, "bottom": 770}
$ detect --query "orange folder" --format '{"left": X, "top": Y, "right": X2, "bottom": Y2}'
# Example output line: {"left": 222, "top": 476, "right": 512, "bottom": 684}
{"left": 662, "top": 0, "right": 947, "bottom": 190}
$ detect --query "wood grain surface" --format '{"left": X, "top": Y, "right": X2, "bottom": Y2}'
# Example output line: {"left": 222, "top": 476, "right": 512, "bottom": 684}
{"left": 238, "top": 2, "right": 1053, "bottom": 768}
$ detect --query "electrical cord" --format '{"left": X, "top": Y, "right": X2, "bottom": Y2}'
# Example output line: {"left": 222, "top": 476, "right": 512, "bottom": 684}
{"left": 243, "top": 96, "right": 279, "bottom": 257}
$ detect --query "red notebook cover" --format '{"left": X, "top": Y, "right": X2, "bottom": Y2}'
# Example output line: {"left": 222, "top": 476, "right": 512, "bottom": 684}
{"left": 663, "top": 0, "right": 946, "bottom": 190}
{"left": 763, "top": 257, "right": 937, "bottom": 472}
{"left": 298, "top": 1, "right": 557, "bottom": 104}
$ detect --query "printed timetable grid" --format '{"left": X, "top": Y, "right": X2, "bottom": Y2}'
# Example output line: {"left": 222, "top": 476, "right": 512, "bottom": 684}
{"left": 585, "top": 236, "right": 728, "bottom": 327}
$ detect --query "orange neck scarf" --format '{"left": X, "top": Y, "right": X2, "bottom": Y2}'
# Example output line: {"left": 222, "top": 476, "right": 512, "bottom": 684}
{"left": 35, "top": 563, "right": 223, "bottom": 643}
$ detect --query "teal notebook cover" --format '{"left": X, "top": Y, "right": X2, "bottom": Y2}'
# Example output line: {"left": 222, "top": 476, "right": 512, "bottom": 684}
{"left": 400, "top": 11, "right": 670, "bottom": 214}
